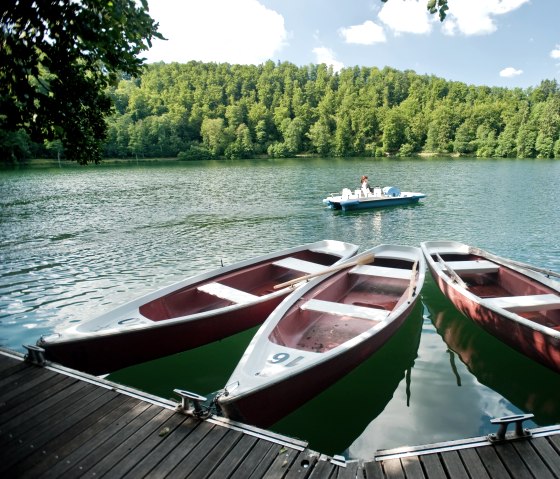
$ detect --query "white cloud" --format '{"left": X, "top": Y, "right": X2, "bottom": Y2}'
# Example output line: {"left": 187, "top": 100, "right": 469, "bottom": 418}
{"left": 500, "top": 67, "right": 523, "bottom": 78}
{"left": 312, "top": 47, "right": 344, "bottom": 72}
{"left": 443, "top": 0, "right": 530, "bottom": 36}
{"left": 551, "top": 45, "right": 560, "bottom": 59}
{"left": 339, "top": 20, "right": 386, "bottom": 45}
{"left": 378, "top": 0, "right": 433, "bottom": 35}
{"left": 144, "top": 0, "right": 287, "bottom": 64}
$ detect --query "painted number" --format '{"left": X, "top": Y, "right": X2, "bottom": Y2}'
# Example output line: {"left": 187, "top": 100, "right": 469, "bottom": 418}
{"left": 268, "top": 352, "right": 304, "bottom": 367}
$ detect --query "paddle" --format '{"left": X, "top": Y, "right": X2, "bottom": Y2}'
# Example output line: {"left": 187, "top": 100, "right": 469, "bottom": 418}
{"left": 408, "top": 260, "right": 419, "bottom": 300}
{"left": 273, "top": 252, "right": 375, "bottom": 290}
{"left": 436, "top": 253, "right": 468, "bottom": 290}
{"left": 470, "top": 247, "right": 560, "bottom": 280}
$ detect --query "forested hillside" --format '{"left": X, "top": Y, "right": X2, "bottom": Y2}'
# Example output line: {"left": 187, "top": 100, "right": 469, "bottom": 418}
{"left": 103, "top": 61, "right": 560, "bottom": 160}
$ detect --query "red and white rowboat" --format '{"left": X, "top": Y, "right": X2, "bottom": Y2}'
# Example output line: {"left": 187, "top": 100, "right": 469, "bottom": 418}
{"left": 37, "top": 240, "right": 358, "bottom": 374}
{"left": 421, "top": 240, "right": 560, "bottom": 373}
{"left": 217, "top": 244, "right": 425, "bottom": 427}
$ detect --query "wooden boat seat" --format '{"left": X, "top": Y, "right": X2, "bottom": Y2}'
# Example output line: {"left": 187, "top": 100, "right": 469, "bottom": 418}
{"left": 482, "top": 294, "right": 560, "bottom": 312}
{"left": 443, "top": 260, "right": 499, "bottom": 274}
{"left": 197, "top": 282, "right": 259, "bottom": 304}
{"left": 272, "top": 257, "right": 326, "bottom": 274}
{"left": 350, "top": 264, "right": 412, "bottom": 280}
{"left": 301, "top": 299, "right": 390, "bottom": 321}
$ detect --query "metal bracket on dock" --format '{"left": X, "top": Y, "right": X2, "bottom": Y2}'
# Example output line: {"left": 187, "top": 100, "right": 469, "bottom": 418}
{"left": 173, "top": 389, "right": 209, "bottom": 419}
{"left": 23, "top": 344, "right": 46, "bottom": 366}
{"left": 488, "top": 414, "right": 534, "bottom": 443}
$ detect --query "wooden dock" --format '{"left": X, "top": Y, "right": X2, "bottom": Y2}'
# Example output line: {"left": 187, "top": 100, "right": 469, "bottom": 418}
{"left": 1, "top": 347, "right": 560, "bottom": 478}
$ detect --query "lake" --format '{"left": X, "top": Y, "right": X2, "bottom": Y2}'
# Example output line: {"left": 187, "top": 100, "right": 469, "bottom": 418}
{"left": 1, "top": 157, "right": 559, "bottom": 459}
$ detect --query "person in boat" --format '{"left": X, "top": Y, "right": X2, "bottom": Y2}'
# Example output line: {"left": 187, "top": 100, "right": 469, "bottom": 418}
{"left": 361, "top": 175, "right": 371, "bottom": 195}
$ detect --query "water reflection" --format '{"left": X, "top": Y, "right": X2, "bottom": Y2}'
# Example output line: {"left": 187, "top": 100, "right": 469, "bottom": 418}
{"left": 429, "top": 292, "right": 560, "bottom": 427}
{"left": 2, "top": 159, "right": 559, "bottom": 460}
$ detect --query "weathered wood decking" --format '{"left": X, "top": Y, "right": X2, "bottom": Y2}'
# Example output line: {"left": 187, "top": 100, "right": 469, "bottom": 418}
{"left": 1, "top": 347, "right": 560, "bottom": 478}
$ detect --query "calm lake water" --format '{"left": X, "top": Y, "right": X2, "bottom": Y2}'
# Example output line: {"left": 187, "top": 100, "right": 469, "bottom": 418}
{"left": 1, "top": 157, "right": 559, "bottom": 459}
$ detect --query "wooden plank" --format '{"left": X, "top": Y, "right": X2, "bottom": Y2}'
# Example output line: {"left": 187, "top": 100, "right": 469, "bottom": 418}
{"left": 400, "top": 455, "right": 426, "bottom": 479}
{"left": 493, "top": 442, "right": 533, "bottom": 479}
{"left": 0, "top": 354, "right": 20, "bottom": 373}
{"left": 231, "top": 438, "right": 275, "bottom": 478}
{"left": 548, "top": 434, "right": 560, "bottom": 452}
{"left": 0, "top": 381, "right": 106, "bottom": 447}
{"left": 336, "top": 460, "right": 360, "bottom": 479}
{"left": 420, "top": 454, "right": 447, "bottom": 479}
{"left": 246, "top": 443, "right": 288, "bottom": 479}
{"left": 382, "top": 457, "right": 406, "bottom": 479}
{"left": 283, "top": 450, "right": 322, "bottom": 479}
{"left": 1, "top": 389, "right": 123, "bottom": 474}
{"left": 301, "top": 299, "right": 389, "bottom": 321}
{"left": 0, "top": 377, "right": 86, "bottom": 437}
{"left": 273, "top": 257, "right": 325, "bottom": 274}
{"left": 351, "top": 264, "right": 412, "bottom": 280}
{"left": 363, "top": 460, "right": 385, "bottom": 479}
{"left": 93, "top": 407, "right": 185, "bottom": 477}
{"left": 0, "top": 363, "right": 48, "bottom": 396}
{"left": 476, "top": 445, "right": 511, "bottom": 478}
{"left": 444, "top": 260, "right": 499, "bottom": 274}
{"left": 458, "top": 448, "right": 491, "bottom": 479}
{"left": 0, "top": 366, "right": 62, "bottom": 403}
{"left": 206, "top": 433, "right": 259, "bottom": 478}
{"left": 77, "top": 405, "right": 173, "bottom": 477}
{"left": 168, "top": 428, "right": 243, "bottom": 479}
{"left": 145, "top": 420, "right": 217, "bottom": 478}
{"left": 197, "top": 282, "right": 258, "bottom": 304}
{"left": 529, "top": 437, "right": 560, "bottom": 474}
{"left": 0, "top": 361, "right": 30, "bottom": 382}
{"left": 306, "top": 457, "right": 337, "bottom": 478}
{"left": 440, "top": 450, "right": 469, "bottom": 479}
{"left": 512, "top": 439, "right": 556, "bottom": 479}
{"left": 29, "top": 398, "right": 148, "bottom": 479}
{"left": 255, "top": 445, "right": 303, "bottom": 479}
{"left": 482, "top": 294, "right": 560, "bottom": 312}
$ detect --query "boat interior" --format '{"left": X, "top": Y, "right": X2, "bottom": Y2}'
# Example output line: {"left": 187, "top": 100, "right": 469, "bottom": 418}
{"left": 269, "top": 257, "right": 415, "bottom": 353}
{"left": 138, "top": 250, "right": 343, "bottom": 321}
{"left": 434, "top": 252, "right": 560, "bottom": 329}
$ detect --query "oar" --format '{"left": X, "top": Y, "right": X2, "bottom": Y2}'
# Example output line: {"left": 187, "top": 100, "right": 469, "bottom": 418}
{"left": 408, "top": 260, "right": 419, "bottom": 300}
{"left": 436, "top": 253, "right": 468, "bottom": 290}
{"left": 273, "top": 253, "right": 375, "bottom": 290}
{"left": 470, "top": 248, "right": 560, "bottom": 280}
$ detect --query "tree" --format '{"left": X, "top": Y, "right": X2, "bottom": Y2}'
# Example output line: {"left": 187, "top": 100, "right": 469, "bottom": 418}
{"left": 0, "top": 0, "right": 162, "bottom": 164}
{"left": 381, "top": 0, "right": 449, "bottom": 21}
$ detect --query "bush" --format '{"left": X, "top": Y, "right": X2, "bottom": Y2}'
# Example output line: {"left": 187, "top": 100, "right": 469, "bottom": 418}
{"left": 177, "top": 144, "right": 212, "bottom": 161}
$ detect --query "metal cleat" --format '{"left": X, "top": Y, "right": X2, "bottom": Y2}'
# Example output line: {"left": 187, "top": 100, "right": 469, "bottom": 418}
{"left": 173, "top": 389, "right": 209, "bottom": 418}
{"left": 23, "top": 345, "right": 46, "bottom": 366}
{"left": 488, "top": 413, "right": 534, "bottom": 442}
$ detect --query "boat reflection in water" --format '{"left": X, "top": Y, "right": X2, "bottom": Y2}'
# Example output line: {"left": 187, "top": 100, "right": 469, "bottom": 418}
{"left": 271, "top": 302, "right": 423, "bottom": 458}
{"left": 430, "top": 296, "right": 560, "bottom": 427}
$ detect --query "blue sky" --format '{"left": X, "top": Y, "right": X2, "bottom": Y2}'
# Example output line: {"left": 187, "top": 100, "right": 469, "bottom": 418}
{"left": 144, "top": 0, "right": 560, "bottom": 89}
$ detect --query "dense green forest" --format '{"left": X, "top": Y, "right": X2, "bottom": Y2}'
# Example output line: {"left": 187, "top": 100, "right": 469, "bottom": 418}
{"left": 22, "top": 61, "right": 560, "bottom": 160}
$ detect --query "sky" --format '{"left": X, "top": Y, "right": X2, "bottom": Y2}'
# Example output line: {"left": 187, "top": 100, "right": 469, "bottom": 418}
{"left": 143, "top": 0, "right": 560, "bottom": 89}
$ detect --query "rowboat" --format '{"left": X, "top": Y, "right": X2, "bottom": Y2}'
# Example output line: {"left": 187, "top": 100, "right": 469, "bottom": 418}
{"left": 323, "top": 186, "right": 425, "bottom": 211}
{"left": 37, "top": 240, "right": 359, "bottom": 375}
{"left": 216, "top": 244, "right": 425, "bottom": 427}
{"left": 421, "top": 240, "right": 560, "bottom": 373}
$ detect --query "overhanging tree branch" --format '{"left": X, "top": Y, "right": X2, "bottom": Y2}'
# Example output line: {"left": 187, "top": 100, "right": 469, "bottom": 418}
{"left": 0, "top": 0, "right": 163, "bottom": 164}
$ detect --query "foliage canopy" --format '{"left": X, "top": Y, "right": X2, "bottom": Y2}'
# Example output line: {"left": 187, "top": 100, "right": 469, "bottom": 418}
{"left": 0, "top": 0, "right": 162, "bottom": 164}
{"left": 100, "top": 61, "right": 560, "bottom": 161}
